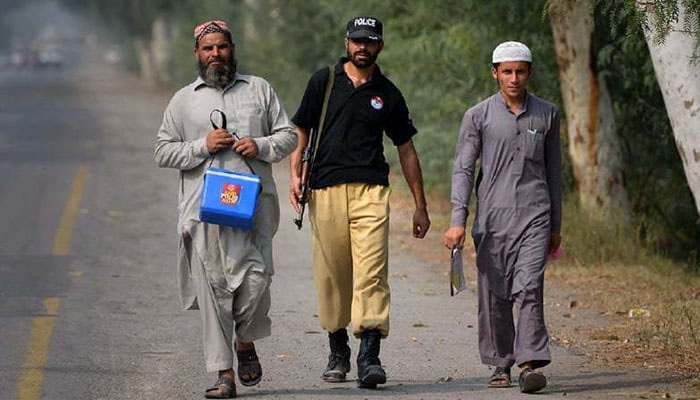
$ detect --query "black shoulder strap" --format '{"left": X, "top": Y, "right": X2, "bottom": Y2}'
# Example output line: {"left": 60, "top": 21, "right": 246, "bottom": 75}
{"left": 309, "top": 66, "right": 334, "bottom": 167}
{"left": 206, "top": 109, "right": 257, "bottom": 176}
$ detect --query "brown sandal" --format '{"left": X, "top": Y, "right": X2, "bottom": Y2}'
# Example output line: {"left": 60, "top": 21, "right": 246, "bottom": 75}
{"left": 487, "top": 366, "right": 511, "bottom": 388}
{"left": 205, "top": 375, "right": 236, "bottom": 399}
{"left": 236, "top": 344, "right": 262, "bottom": 387}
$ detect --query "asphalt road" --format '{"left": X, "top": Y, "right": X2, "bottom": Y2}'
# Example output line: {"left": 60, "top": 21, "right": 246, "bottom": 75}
{"left": 0, "top": 53, "right": 692, "bottom": 400}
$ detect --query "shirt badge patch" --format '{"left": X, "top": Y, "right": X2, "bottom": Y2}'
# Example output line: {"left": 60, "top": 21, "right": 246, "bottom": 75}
{"left": 370, "top": 96, "right": 384, "bottom": 110}
{"left": 220, "top": 183, "right": 241, "bottom": 206}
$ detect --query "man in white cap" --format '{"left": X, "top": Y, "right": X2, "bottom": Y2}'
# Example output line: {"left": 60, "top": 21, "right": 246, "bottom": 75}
{"left": 443, "top": 41, "right": 562, "bottom": 393}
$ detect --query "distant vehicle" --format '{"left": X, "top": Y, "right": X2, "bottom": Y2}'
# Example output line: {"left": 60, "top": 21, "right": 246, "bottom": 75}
{"left": 38, "top": 49, "right": 63, "bottom": 67}
{"left": 10, "top": 51, "right": 25, "bottom": 68}
{"left": 10, "top": 50, "right": 40, "bottom": 68}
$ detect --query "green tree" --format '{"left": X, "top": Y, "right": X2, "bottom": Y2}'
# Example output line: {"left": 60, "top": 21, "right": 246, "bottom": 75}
{"left": 597, "top": 0, "right": 700, "bottom": 259}
{"left": 267, "top": 0, "right": 561, "bottom": 190}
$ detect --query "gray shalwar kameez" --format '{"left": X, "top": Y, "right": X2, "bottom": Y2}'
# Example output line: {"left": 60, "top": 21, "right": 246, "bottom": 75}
{"left": 155, "top": 74, "right": 297, "bottom": 371}
{"left": 449, "top": 92, "right": 561, "bottom": 369}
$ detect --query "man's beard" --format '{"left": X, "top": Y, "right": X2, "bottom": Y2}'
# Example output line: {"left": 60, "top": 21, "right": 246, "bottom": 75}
{"left": 347, "top": 49, "right": 378, "bottom": 69}
{"left": 198, "top": 57, "right": 237, "bottom": 88}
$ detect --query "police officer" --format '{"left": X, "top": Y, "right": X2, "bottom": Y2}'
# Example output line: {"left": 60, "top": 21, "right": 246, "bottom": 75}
{"left": 289, "top": 16, "right": 430, "bottom": 388}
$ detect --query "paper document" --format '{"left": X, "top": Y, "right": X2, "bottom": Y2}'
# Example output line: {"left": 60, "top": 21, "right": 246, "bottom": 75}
{"left": 450, "top": 248, "right": 468, "bottom": 296}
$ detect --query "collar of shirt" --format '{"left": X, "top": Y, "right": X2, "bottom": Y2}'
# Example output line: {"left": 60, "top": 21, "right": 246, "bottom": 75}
{"left": 335, "top": 57, "right": 386, "bottom": 84}
{"left": 494, "top": 90, "right": 531, "bottom": 114}
{"left": 192, "top": 73, "right": 250, "bottom": 92}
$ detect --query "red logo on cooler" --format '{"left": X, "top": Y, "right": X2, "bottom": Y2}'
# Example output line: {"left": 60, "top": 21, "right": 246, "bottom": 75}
{"left": 220, "top": 183, "right": 241, "bottom": 205}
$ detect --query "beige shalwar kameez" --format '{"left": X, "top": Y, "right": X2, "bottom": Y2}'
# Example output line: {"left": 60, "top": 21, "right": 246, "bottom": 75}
{"left": 155, "top": 74, "right": 296, "bottom": 371}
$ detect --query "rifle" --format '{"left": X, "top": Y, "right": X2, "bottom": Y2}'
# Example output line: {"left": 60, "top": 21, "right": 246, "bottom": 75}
{"left": 293, "top": 128, "right": 317, "bottom": 229}
{"left": 293, "top": 66, "right": 334, "bottom": 229}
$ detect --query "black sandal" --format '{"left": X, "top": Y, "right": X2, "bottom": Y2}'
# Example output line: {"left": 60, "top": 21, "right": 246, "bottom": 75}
{"left": 205, "top": 375, "right": 236, "bottom": 399}
{"left": 487, "top": 366, "right": 511, "bottom": 388}
{"left": 236, "top": 345, "right": 263, "bottom": 387}
{"left": 519, "top": 367, "right": 547, "bottom": 393}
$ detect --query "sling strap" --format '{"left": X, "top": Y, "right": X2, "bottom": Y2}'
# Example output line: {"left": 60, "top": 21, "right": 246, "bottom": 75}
{"left": 308, "top": 66, "right": 335, "bottom": 179}
{"left": 207, "top": 108, "right": 257, "bottom": 176}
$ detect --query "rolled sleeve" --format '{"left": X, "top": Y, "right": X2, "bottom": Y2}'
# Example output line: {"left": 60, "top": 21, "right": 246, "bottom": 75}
{"left": 195, "top": 136, "right": 210, "bottom": 158}
{"left": 253, "top": 137, "right": 271, "bottom": 160}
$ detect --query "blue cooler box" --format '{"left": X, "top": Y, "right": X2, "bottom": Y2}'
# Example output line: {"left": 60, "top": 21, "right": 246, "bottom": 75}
{"left": 199, "top": 167, "right": 261, "bottom": 230}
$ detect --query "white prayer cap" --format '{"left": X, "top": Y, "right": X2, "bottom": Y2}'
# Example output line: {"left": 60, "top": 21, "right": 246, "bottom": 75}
{"left": 492, "top": 41, "right": 532, "bottom": 64}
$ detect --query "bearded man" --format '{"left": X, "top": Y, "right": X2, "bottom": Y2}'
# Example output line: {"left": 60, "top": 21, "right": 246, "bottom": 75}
{"left": 155, "top": 20, "right": 296, "bottom": 399}
{"left": 289, "top": 16, "right": 430, "bottom": 389}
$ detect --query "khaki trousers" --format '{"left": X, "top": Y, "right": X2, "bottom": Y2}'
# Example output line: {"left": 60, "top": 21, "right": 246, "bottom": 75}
{"left": 309, "top": 183, "right": 391, "bottom": 338}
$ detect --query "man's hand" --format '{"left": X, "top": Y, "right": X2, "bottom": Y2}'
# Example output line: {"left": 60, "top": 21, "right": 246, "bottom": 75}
{"left": 206, "top": 129, "right": 235, "bottom": 154}
{"left": 233, "top": 137, "right": 259, "bottom": 159}
{"left": 289, "top": 126, "right": 310, "bottom": 216}
{"left": 549, "top": 232, "right": 562, "bottom": 253}
{"left": 412, "top": 207, "right": 430, "bottom": 238}
{"left": 443, "top": 226, "right": 466, "bottom": 249}
{"left": 289, "top": 175, "right": 302, "bottom": 213}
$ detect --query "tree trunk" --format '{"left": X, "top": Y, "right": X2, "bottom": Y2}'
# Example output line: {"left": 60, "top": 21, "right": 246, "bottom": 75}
{"left": 243, "top": 0, "right": 259, "bottom": 43}
{"left": 549, "top": 0, "right": 630, "bottom": 215}
{"left": 134, "top": 17, "right": 172, "bottom": 87}
{"left": 134, "top": 38, "right": 154, "bottom": 86}
{"left": 639, "top": 0, "right": 700, "bottom": 217}
{"left": 150, "top": 16, "right": 171, "bottom": 85}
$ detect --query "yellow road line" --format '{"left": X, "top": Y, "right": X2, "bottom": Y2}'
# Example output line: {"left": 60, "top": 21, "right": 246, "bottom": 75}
{"left": 14, "top": 166, "right": 86, "bottom": 398}
{"left": 14, "top": 297, "right": 61, "bottom": 400}
{"left": 52, "top": 165, "right": 88, "bottom": 256}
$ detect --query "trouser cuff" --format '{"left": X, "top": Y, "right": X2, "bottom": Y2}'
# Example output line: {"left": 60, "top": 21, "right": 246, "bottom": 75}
{"left": 481, "top": 355, "right": 515, "bottom": 368}
{"left": 206, "top": 359, "right": 234, "bottom": 373}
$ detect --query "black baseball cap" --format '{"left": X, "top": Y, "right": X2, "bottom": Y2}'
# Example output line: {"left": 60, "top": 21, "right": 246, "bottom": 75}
{"left": 346, "top": 16, "right": 383, "bottom": 41}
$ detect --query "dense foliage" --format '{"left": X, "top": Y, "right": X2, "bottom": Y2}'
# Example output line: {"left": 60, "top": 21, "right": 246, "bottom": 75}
{"left": 1, "top": 0, "right": 698, "bottom": 264}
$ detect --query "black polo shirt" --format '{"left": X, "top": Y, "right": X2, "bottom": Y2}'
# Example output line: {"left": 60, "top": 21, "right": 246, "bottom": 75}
{"left": 292, "top": 57, "right": 417, "bottom": 189}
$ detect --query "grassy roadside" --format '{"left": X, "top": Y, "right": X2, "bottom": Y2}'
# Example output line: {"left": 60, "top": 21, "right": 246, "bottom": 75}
{"left": 388, "top": 173, "right": 700, "bottom": 391}
{"left": 547, "top": 201, "right": 700, "bottom": 387}
{"left": 546, "top": 262, "right": 700, "bottom": 380}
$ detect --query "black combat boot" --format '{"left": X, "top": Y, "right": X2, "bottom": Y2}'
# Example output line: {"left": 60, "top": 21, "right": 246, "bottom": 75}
{"left": 321, "top": 328, "right": 351, "bottom": 382}
{"left": 356, "top": 329, "right": 386, "bottom": 388}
